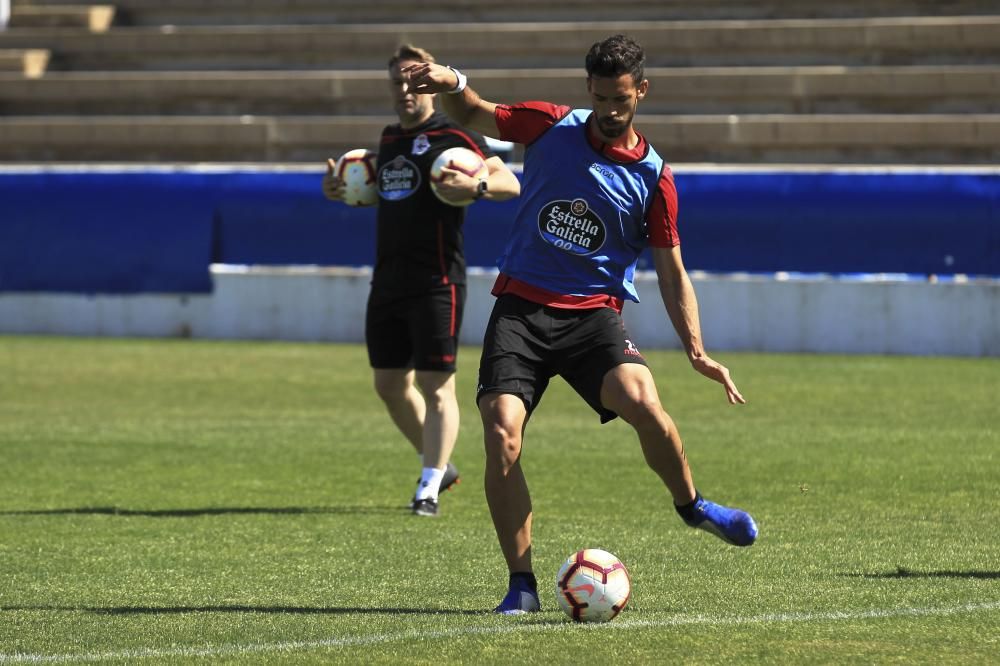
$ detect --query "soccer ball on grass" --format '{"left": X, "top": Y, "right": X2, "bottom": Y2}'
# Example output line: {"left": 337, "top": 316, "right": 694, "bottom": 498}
{"left": 555, "top": 549, "right": 631, "bottom": 622}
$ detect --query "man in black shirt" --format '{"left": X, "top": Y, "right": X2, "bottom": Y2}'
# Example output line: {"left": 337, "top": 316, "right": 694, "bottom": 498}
{"left": 323, "top": 44, "right": 520, "bottom": 516}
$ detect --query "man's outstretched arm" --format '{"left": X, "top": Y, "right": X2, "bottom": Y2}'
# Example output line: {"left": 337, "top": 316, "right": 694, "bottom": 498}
{"left": 404, "top": 62, "right": 501, "bottom": 139}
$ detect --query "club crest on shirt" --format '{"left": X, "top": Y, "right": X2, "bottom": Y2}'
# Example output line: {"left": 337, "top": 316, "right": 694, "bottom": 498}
{"left": 537, "top": 198, "right": 607, "bottom": 256}
{"left": 411, "top": 133, "right": 431, "bottom": 156}
{"left": 378, "top": 155, "right": 421, "bottom": 201}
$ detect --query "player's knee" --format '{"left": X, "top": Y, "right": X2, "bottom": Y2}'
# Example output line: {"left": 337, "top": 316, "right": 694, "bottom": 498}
{"left": 483, "top": 421, "right": 521, "bottom": 471}
{"left": 417, "top": 378, "right": 456, "bottom": 410}
{"left": 602, "top": 366, "right": 663, "bottom": 423}
{"left": 617, "top": 392, "right": 665, "bottom": 430}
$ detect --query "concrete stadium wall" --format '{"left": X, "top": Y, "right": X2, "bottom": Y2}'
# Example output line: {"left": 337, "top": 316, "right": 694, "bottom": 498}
{"left": 1, "top": 266, "right": 996, "bottom": 357}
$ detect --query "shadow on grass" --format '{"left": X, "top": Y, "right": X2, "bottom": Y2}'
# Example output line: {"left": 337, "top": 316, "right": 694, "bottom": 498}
{"left": 0, "top": 506, "right": 405, "bottom": 517}
{"left": 844, "top": 567, "right": 1000, "bottom": 580}
{"left": 1, "top": 604, "right": 487, "bottom": 616}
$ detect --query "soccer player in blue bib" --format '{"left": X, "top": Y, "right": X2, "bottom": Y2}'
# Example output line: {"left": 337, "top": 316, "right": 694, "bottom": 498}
{"left": 406, "top": 34, "right": 758, "bottom": 613}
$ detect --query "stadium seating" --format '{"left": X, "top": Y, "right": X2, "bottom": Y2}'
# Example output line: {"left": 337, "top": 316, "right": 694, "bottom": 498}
{"left": 0, "top": 47, "right": 48, "bottom": 77}
{"left": 7, "top": 3, "right": 113, "bottom": 31}
{"left": 13, "top": 0, "right": 1000, "bottom": 25}
{"left": 0, "top": 0, "right": 998, "bottom": 162}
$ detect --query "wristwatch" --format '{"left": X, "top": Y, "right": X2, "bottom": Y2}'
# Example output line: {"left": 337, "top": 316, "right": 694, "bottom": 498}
{"left": 475, "top": 177, "right": 488, "bottom": 199}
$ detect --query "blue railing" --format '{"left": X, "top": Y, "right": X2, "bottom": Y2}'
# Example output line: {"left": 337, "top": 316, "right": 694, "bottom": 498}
{"left": 1, "top": 166, "right": 996, "bottom": 293}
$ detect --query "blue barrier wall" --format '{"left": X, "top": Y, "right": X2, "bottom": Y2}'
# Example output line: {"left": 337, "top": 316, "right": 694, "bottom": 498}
{"left": 1, "top": 168, "right": 997, "bottom": 293}
{"left": 677, "top": 170, "right": 999, "bottom": 277}
{"left": 0, "top": 171, "right": 218, "bottom": 293}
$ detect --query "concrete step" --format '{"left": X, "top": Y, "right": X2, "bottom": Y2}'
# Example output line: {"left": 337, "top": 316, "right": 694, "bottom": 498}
{"left": 0, "top": 113, "right": 996, "bottom": 164}
{"left": 3, "top": 66, "right": 999, "bottom": 115}
{"left": 20, "top": 0, "right": 1000, "bottom": 26}
{"left": 9, "top": 5, "right": 115, "bottom": 31}
{"left": 1, "top": 17, "right": 999, "bottom": 71}
{"left": 0, "top": 48, "right": 50, "bottom": 77}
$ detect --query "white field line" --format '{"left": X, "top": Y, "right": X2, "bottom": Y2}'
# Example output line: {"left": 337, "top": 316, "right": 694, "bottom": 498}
{"left": 1, "top": 600, "right": 998, "bottom": 664}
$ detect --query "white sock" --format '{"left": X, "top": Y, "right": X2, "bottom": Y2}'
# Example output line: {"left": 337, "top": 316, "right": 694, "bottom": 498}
{"left": 414, "top": 466, "right": 446, "bottom": 502}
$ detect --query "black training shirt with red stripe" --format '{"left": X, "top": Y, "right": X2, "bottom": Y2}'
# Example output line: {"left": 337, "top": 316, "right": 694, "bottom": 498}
{"left": 373, "top": 111, "right": 494, "bottom": 294}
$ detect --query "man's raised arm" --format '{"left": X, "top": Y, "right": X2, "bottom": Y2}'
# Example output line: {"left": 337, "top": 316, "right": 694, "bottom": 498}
{"left": 404, "top": 62, "right": 501, "bottom": 139}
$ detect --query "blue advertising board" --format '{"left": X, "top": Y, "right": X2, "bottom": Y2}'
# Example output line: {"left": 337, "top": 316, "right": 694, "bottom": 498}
{"left": 1, "top": 167, "right": 996, "bottom": 293}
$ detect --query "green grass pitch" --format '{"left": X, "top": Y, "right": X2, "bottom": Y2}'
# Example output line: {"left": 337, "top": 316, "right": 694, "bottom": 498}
{"left": 0, "top": 335, "right": 997, "bottom": 663}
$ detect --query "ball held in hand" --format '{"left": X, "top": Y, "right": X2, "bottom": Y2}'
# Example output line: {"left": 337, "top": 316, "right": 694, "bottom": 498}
{"left": 334, "top": 149, "right": 378, "bottom": 206}
{"left": 430, "top": 147, "right": 488, "bottom": 207}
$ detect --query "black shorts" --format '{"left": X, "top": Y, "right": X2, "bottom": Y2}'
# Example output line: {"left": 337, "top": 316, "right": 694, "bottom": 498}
{"left": 476, "top": 294, "right": 647, "bottom": 423}
{"left": 366, "top": 283, "right": 465, "bottom": 372}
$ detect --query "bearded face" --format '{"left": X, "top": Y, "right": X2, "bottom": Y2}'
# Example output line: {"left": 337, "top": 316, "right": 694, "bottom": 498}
{"left": 587, "top": 73, "right": 648, "bottom": 141}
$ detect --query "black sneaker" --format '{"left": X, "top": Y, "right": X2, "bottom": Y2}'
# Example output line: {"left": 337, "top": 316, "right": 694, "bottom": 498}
{"left": 440, "top": 462, "right": 461, "bottom": 494}
{"left": 412, "top": 462, "right": 461, "bottom": 502}
{"left": 412, "top": 497, "right": 439, "bottom": 517}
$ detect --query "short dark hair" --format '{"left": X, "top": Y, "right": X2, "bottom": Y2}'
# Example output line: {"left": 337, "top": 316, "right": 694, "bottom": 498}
{"left": 585, "top": 34, "right": 645, "bottom": 84}
{"left": 388, "top": 44, "right": 435, "bottom": 69}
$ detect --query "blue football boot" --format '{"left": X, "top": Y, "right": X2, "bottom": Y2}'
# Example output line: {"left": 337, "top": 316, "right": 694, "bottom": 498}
{"left": 682, "top": 495, "right": 758, "bottom": 547}
{"left": 494, "top": 578, "right": 541, "bottom": 615}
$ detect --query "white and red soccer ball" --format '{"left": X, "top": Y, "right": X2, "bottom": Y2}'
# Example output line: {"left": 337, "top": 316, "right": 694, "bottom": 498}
{"left": 334, "top": 148, "right": 378, "bottom": 206}
{"left": 429, "top": 147, "right": 488, "bottom": 207}
{"left": 555, "top": 549, "right": 632, "bottom": 622}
